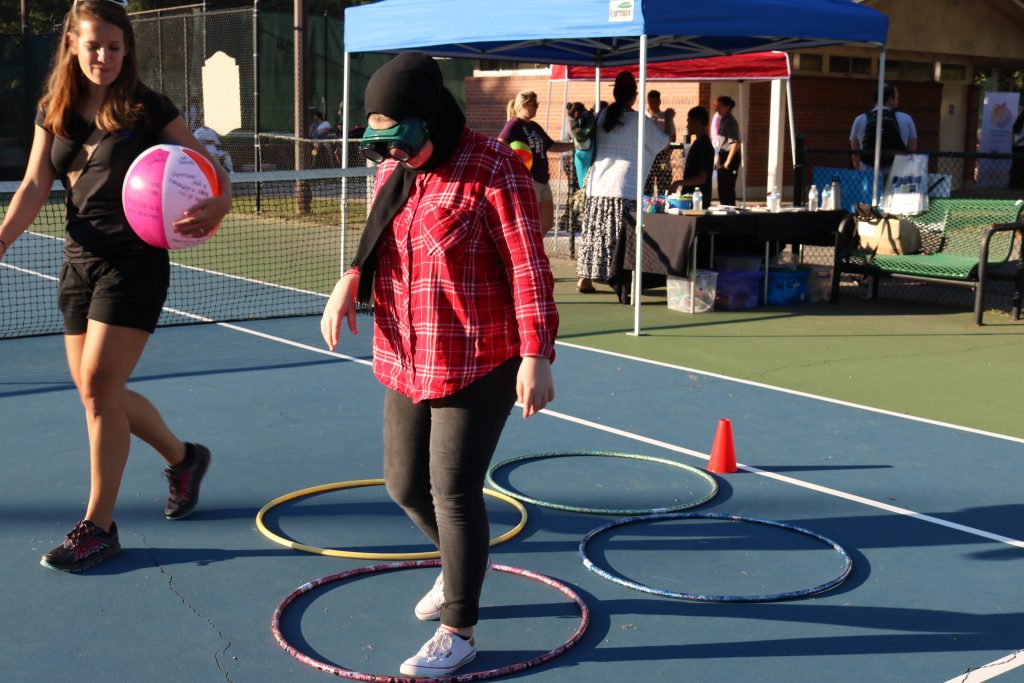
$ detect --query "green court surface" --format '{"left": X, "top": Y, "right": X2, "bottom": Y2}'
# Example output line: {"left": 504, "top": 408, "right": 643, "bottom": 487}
{"left": 549, "top": 257, "right": 1024, "bottom": 439}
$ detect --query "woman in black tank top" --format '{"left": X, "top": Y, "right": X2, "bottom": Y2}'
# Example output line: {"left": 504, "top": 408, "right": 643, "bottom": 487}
{"left": 0, "top": 0, "right": 231, "bottom": 572}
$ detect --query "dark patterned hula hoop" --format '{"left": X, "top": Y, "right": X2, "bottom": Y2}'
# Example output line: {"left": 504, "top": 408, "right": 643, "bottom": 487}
{"left": 580, "top": 512, "right": 853, "bottom": 602}
{"left": 272, "top": 559, "right": 589, "bottom": 682}
{"left": 485, "top": 451, "right": 718, "bottom": 515}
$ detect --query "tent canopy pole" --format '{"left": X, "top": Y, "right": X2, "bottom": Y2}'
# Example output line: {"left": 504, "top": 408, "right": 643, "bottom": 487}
{"left": 872, "top": 48, "right": 886, "bottom": 205}
{"left": 632, "top": 35, "right": 648, "bottom": 336}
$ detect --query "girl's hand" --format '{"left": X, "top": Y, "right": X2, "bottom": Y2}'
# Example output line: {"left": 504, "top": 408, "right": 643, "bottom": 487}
{"left": 517, "top": 356, "right": 554, "bottom": 419}
{"left": 173, "top": 193, "right": 231, "bottom": 237}
{"left": 321, "top": 272, "right": 359, "bottom": 350}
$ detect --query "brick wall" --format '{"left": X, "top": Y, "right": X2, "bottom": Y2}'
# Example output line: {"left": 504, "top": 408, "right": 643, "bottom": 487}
{"left": 782, "top": 77, "right": 943, "bottom": 191}
{"left": 465, "top": 74, "right": 700, "bottom": 139}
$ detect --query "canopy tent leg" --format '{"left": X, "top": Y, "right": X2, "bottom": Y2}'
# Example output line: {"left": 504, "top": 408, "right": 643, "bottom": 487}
{"left": 631, "top": 34, "right": 648, "bottom": 337}
{"left": 545, "top": 77, "right": 554, "bottom": 131}
{"left": 739, "top": 81, "right": 749, "bottom": 206}
{"left": 561, "top": 74, "right": 570, "bottom": 139}
{"left": 872, "top": 49, "right": 887, "bottom": 205}
{"left": 786, "top": 77, "right": 796, "bottom": 167}
{"left": 767, "top": 79, "right": 786, "bottom": 200}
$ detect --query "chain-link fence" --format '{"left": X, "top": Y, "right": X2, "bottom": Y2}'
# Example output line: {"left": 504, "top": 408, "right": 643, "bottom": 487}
{"left": 131, "top": 6, "right": 258, "bottom": 164}
{"left": 257, "top": 133, "right": 368, "bottom": 172}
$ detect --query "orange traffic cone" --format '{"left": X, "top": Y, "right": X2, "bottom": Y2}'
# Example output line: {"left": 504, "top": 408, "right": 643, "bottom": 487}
{"left": 708, "top": 418, "right": 737, "bottom": 474}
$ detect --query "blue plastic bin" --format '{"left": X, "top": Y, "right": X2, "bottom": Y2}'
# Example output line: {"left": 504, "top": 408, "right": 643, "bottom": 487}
{"left": 766, "top": 267, "right": 810, "bottom": 306}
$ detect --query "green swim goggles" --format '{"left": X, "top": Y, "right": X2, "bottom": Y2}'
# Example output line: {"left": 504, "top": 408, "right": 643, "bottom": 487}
{"left": 360, "top": 118, "right": 430, "bottom": 163}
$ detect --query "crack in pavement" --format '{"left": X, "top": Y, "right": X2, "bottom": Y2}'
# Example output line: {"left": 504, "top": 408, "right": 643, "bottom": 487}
{"left": 954, "top": 648, "right": 1023, "bottom": 682}
{"left": 141, "top": 536, "right": 235, "bottom": 682}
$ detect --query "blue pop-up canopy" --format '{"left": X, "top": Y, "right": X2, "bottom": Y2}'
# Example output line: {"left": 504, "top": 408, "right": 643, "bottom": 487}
{"left": 341, "top": 0, "right": 890, "bottom": 334}
{"left": 344, "top": 0, "right": 887, "bottom": 64}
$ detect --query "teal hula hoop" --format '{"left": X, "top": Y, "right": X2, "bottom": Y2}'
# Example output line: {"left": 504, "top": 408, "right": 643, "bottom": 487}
{"left": 485, "top": 451, "right": 718, "bottom": 516}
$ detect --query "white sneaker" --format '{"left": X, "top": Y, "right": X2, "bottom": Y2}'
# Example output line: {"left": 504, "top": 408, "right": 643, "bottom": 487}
{"left": 414, "top": 565, "right": 490, "bottom": 621}
{"left": 414, "top": 570, "right": 446, "bottom": 621}
{"left": 399, "top": 627, "right": 477, "bottom": 677}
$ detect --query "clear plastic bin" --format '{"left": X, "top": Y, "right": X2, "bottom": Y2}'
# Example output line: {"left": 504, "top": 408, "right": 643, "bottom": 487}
{"left": 667, "top": 270, "right": 717, "bottom": 313}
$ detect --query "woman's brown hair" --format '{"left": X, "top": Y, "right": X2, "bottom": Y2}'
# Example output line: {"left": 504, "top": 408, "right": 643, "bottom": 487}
{"left": 38, "top": 0, "right": 144, "bottom": 139}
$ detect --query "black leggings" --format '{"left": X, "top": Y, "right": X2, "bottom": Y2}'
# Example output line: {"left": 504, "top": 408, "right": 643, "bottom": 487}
{"left": 382, "top": 357, "right": 519, "bottom": 627}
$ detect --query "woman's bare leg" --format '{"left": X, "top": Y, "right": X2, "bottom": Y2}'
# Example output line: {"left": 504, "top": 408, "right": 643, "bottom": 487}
{"left": 64, "top": 321, "right": 185, "bottom": 531}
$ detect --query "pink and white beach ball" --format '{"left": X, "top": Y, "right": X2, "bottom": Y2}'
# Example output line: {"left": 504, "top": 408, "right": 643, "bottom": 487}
{"left": 122, "top": 144, "right": 222, "bottom": 250}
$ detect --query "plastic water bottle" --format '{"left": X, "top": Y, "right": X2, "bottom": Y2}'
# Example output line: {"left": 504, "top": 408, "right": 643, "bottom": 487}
{"left": 692, "top": 187, "right": 703, "bottom": 211}
{"left": 821, "top": 184, "right": 832, "bottom": 211}
{"left": 770, "top": 186, "right": 782, "bottom": 212}
{"left": 830, "top": 176, "right": 842, "bottom": 212}
{"left": 807, "top": 185, "right": 819, "bottom": 211}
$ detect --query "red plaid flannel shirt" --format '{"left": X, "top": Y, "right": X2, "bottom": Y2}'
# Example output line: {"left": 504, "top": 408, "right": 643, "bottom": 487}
{"left": 363, "top": 128, "right": 558, "bottom": 401}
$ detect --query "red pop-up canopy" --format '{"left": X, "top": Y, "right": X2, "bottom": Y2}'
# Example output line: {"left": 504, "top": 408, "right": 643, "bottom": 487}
{"left": 550, "top": 51, "right": 790, "bottom": 81}
{"left": 547, "top": 50, "right": 793, "bottom": 216}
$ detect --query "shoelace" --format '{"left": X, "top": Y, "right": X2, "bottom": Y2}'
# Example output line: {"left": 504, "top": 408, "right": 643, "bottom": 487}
{"left": 64, "top": 521, "right": 94, "bottom": 547}
{"left": 164, "top": 468, "right": 187, "bottom": 499}
{"left": 422, "top": 630, "right": 454, "bottom": 660}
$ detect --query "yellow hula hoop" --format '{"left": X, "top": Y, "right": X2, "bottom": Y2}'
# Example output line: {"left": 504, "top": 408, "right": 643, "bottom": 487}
{"left": 255, "top": 479, "right": 528, "bottom": 560}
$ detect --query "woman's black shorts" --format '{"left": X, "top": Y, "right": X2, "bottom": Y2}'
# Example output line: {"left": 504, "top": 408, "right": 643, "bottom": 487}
{"left": 58, "top": 253, "right": 170, "bottom": 335}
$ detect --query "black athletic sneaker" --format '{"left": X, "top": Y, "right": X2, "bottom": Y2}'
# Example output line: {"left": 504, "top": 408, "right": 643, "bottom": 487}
{"left": 40, "top": 520, "right": 121, "bottom": 572}
{"left": 163, "top": 443, "right": 211, "bottom": 520}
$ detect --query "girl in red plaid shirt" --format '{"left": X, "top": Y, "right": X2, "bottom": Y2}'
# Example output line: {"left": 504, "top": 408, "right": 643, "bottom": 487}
{"left": 320, "top": 52, "right": 558, "bottom": 678}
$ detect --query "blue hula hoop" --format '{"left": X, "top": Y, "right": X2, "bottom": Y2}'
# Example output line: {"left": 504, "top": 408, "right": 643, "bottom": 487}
{"left": 580, "top": 512, "right": 853, "bottom": 602}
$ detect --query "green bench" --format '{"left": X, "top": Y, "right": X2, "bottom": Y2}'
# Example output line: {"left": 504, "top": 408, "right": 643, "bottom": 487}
{"left": 830, "top": 198, "right": 1024, "bottom": 325}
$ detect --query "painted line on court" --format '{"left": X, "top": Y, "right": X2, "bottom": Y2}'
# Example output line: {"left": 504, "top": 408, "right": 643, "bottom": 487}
{"left": 542, "top": 407, "right": 1024, "bottom": 550}
{"left": 556, "top": 340, "right": 1024, "bottom": 446}
{"left": 944, "top": 649, "right": 1024, "bottom": 682}
{"left": 157, "top": 310, "right": 372, "bottom": 366}
{"left": 214, "top": 320, "right": 372, "bottom": 366}
{"left": 219, "top": 322, "right": 1024, "bottom": 551}
{"left": 0, "top": 263, "right": 58, "bottom": 280}
{"left": 170, "top": 262, "right": 330, "bottom": 298}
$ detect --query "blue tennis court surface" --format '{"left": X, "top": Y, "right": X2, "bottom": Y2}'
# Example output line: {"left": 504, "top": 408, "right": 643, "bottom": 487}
{"left": 2, "top": 314, "right": 1023, "bottom": 682}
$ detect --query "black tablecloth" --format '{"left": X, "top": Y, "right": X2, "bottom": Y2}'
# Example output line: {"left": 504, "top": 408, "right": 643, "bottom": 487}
{"left": 617, "top": 209, "right": 847, "bottom": 278}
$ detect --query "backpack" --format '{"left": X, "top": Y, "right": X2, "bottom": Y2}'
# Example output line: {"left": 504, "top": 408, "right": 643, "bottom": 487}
{"left": 860, "top": 108, "right": 907, "bottom": 167}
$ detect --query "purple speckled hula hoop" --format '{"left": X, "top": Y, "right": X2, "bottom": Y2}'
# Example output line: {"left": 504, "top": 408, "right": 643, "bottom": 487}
{"left": 580, "top": 512, "right": 853, "bottom": 603}
{"left": 272, "top": 559, "right": 589, "bottom": 681}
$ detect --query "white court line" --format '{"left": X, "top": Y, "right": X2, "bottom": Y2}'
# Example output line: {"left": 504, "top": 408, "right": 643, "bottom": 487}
{"left": 4, "top": 229, "right": 330, "bottom": 299}
{"left": 214, "top": 321, "right": 371, "bottom": 367}
{"left": 0, "top": 263, "right": 58, "bottom": 280}
{"left": 944, "top": 650, "right": 1024, "bottom": 682}
{"left": 214, "top": 321, "right": 1024, "bottom": 550}
{"left": 556, "top": 340, "right": 1024, "bottom": 446}
{"left": 170, "top": 262, "right": 329, "bottom": 299}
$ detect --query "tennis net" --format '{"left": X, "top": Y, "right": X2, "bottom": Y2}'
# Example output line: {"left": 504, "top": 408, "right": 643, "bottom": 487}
{"left": 0, "top": 166, "right": 376, "bottom": 338}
